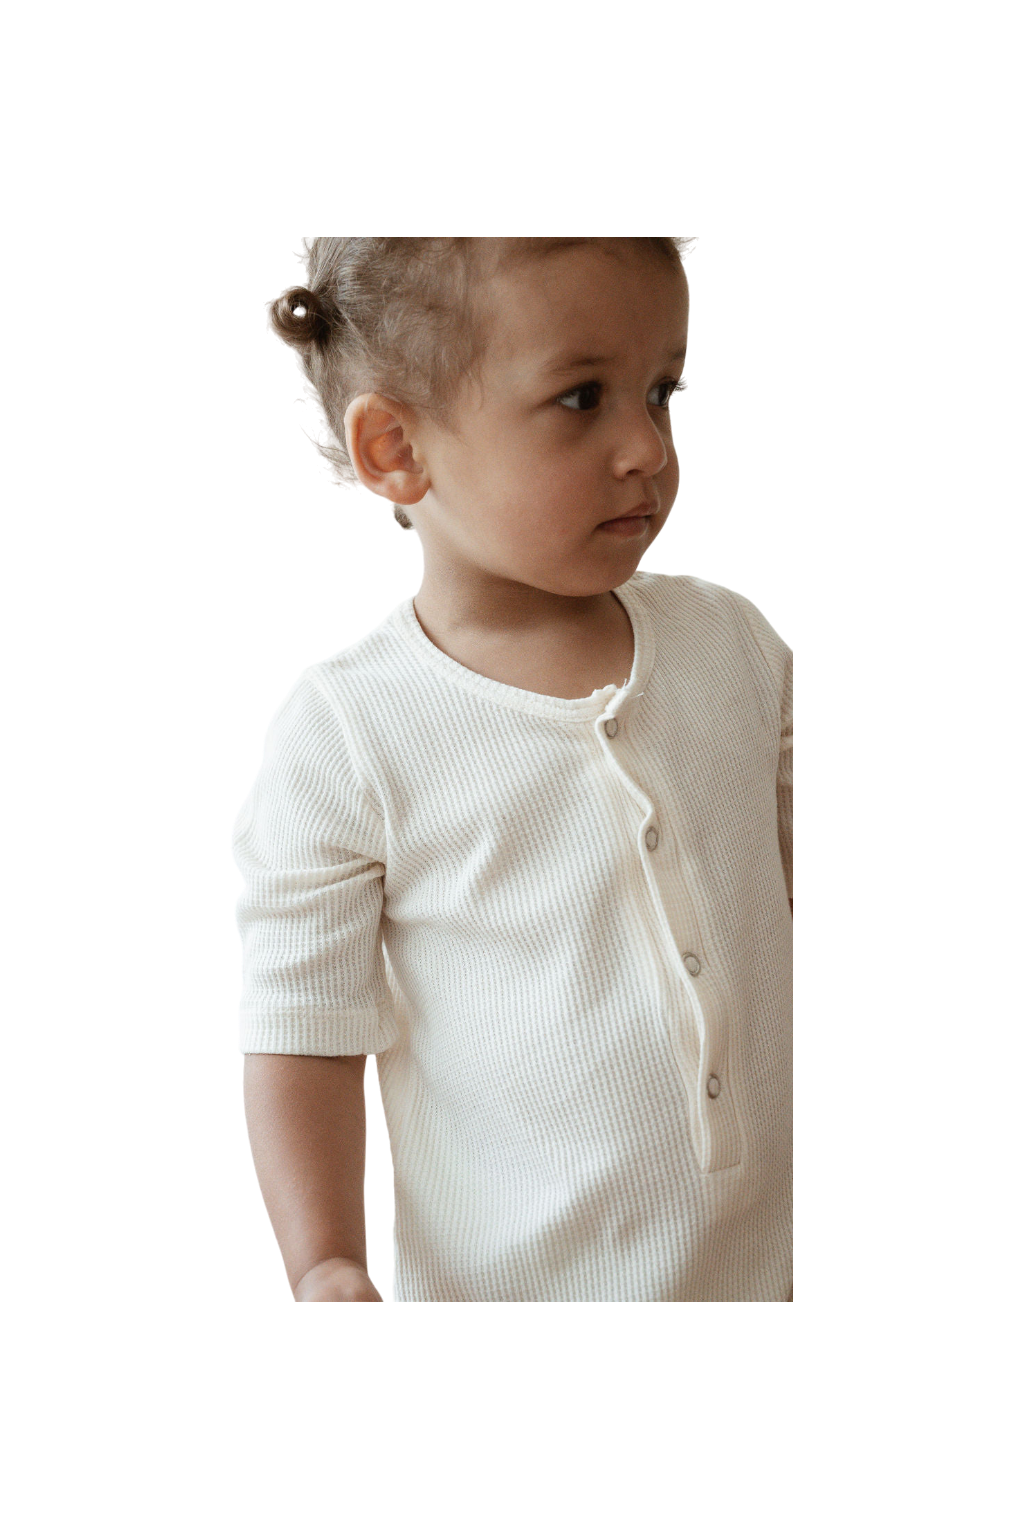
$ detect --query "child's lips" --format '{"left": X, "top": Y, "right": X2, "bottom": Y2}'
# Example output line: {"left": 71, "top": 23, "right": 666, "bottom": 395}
{"left": 598, "top": 502, "right": 653, "bottom": 536}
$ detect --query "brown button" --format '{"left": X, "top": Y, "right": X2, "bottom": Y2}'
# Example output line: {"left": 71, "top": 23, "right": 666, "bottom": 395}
{"left": 707, "top": 1075, "right": 721, "bottom": 1099}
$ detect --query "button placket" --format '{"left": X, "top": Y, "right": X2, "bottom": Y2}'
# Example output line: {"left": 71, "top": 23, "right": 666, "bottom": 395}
{"left": 603, "top": 704, "right": 723, "bottom": 1126}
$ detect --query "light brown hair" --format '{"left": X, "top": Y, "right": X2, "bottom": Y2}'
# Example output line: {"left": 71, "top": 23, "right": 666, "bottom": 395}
{"left": 269, "top": 237, "right": 694, "bottom": 528}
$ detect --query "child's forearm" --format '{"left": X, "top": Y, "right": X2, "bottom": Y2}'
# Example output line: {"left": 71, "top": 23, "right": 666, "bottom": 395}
{"left": 243, "top": 1052, "right": 376, "bottom": 1298}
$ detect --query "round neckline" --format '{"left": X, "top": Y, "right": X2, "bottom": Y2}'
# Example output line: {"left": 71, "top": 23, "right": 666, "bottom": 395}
{"left": 397, "top": 575, "right": 646, "bottom": 717}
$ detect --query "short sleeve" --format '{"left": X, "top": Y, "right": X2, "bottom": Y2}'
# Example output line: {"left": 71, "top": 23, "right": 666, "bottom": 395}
{"left": 231, "top": 668, "right": 398, "bottom": 1056}
{"left": 721, "top": 585, "right": 794, "bottom": 906}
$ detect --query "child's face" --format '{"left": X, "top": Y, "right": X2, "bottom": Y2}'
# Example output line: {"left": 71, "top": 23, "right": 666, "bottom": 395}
{"left": 409, "top": 240, "right": 689, "bottom": 599}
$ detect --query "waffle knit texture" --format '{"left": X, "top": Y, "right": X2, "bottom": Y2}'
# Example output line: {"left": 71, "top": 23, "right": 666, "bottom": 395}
{"left": 232, "top": 570, "right": 793, "bottom": 1302}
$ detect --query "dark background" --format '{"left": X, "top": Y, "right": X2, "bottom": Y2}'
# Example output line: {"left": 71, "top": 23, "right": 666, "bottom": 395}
{"left": 230, "top": 240, "right": 788, "bottom": 1298}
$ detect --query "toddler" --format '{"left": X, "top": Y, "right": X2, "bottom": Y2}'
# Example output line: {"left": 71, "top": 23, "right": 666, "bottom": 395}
{"left": 233, "top": 237, "right": 793, "bottom": 1303}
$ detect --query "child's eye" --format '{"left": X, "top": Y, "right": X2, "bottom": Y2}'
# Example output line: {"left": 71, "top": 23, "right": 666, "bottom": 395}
{"left": 556, "top": 376, "right": 687, "bottom": 413}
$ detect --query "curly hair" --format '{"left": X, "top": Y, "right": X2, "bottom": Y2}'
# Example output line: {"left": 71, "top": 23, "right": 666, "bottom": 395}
{"left": 268, "top": 238, "right": 695, "bottom": 528}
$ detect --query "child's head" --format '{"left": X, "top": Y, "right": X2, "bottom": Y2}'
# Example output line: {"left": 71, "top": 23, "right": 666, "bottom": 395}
{"left": 270, "top": 237, "right": 691, "bottom": 599}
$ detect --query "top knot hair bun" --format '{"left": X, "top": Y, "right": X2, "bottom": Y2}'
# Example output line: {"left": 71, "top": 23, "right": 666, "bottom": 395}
{"left": 269, "top": 285, "right": 339, "bottom": 350}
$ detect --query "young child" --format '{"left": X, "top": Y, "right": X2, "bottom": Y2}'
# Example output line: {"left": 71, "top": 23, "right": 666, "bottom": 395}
{"left": 233, "top": 237, "right": 793, "bottom": 1303}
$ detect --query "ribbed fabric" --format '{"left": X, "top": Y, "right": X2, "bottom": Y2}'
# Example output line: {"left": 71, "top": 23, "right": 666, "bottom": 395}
{"left": 232, "top": 570, "right": 793, "bottom": 1302}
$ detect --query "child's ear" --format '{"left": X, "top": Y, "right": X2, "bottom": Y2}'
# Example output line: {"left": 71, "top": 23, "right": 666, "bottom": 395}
{"left": 344, "top": 393, "right": 428, "bottom": 509}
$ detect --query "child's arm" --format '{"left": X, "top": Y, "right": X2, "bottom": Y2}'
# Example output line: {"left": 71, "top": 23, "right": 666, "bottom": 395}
{"left": 243, "top": 1052, "right": 371, "bottom": 1292}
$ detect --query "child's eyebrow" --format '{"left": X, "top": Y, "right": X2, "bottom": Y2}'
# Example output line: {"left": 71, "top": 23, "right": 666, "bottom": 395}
{"left": 540, "top": 344, "right": 688, "bottom": 378}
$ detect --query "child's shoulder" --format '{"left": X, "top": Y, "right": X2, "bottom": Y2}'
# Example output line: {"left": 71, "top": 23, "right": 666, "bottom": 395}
{"left": 633, "top": 568, "right": 791, "bottom": 679}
